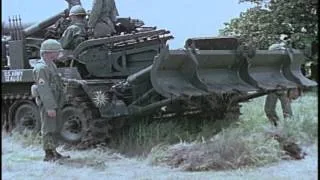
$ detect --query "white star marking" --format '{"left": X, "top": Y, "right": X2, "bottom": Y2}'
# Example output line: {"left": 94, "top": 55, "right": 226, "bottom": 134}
{"left": 93, "top": 91, "right": 107, "bottom": 107}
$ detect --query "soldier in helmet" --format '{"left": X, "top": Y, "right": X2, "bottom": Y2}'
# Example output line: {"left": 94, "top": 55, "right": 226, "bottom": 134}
{"left": 60, "top": 5, "right": 87, "bottom": 50}
{"left": 264, "top": 88, "right": 301, "bottom": 126}
{"left": 264, "top": 36, "right": 301, "bottom": 126}
{"left": 31, "top": 39, "right": 84, "bottom": 161}
{"left": 88, "top": 0, "right": 119, "bottom": 38}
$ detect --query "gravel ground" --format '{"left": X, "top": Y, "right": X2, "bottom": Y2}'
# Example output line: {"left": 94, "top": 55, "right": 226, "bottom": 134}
{"left": 2, "top": 135, "right": 318, "bottom": 180}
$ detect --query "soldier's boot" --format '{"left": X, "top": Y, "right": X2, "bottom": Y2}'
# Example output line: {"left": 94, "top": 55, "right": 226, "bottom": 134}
{"left": 43, "top": 150, "right": 56, "bottom": 162}
{"left": 53, "top": 149, "right": 70, "bottom": 159}
{"left": 266, "top": 115, "right": 279, "bottom": 127}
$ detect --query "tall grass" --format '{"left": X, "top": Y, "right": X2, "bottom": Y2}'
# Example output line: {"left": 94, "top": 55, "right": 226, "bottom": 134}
{"left": 11, "top": 129, "right": 42, "bottom": 147}
{"left": 111, "top": 92, "right": 317, "bottom": 158}
{"left": 146, "top": 91, "right": 318, "bottom": 170}
{"left": 8, "top": 90, "right": 317, "bottom": 171}
{"left": 147, "top": 128, "right": 282, "bottom": 171}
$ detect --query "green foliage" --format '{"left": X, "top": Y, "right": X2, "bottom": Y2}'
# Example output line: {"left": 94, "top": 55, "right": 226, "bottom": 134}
{"left": 11, "top": 129, "right": 42, "bottom": 147}
{"left": 220, "top": 0, "right": 318, "bottom": 51}
{"left": 109, "top": 116, "right": 238, "bottom": 156}
{"left": 280, "top": 92, "right": 318, "bottom": 145}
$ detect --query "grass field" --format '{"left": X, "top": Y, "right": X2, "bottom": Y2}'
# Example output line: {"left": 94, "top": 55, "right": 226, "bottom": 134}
{"left": 9, "top": 90, "right": 318, "bottom": 171}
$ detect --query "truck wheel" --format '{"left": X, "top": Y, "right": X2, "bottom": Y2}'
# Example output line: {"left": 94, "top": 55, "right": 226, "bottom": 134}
{"left": 9, "top": 100, "right": 41, "bottom": 133}
{"left": 59, "top": 106, "right": 87, "bottom": 143}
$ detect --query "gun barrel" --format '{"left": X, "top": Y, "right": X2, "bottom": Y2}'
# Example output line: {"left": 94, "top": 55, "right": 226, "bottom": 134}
{"left": 127, "top": 65, "right": 152, "bottom": 84}
{"left": 23, "top": 9, "right": 67, "bottom": 37}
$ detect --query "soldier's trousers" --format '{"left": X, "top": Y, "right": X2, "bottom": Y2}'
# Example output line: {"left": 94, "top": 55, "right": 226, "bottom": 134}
{"left": 40, "top": 106, "right": 59, "bottom": 150}
{"left": 264, "top": 92, "right": 293, "bottom": 126}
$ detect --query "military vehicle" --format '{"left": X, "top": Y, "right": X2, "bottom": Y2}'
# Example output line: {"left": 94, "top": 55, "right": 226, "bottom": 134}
{"left": 2, "top": 10, "right": 317, "bottom": 145}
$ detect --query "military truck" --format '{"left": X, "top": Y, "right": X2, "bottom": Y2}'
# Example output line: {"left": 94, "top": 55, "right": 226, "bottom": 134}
{"left": 2, "top": 10, "right": 317, "bottom": 145}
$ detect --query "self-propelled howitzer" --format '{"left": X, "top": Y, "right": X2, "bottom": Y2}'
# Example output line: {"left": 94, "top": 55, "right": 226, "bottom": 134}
{"left": 1, "top": 11, "right": 316, "bottom": 146}
{"left": 49, "top": 36, "right": 316, "bottom": 144}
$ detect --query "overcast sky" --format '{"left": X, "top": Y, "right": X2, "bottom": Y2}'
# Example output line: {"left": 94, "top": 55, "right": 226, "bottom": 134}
{"left": 2, "top": 0, "right": 253, "bottom": 48}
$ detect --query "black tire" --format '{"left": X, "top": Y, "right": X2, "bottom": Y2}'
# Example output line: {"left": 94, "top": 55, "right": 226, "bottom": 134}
{"left": 9, "top": 100, "right": 41, "bottom": 133}
{"left": 58, "top": 106, "right": 87, "bottom": 143}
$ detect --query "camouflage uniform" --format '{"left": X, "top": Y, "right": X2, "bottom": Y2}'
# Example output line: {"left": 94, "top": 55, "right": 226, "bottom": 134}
{"left": 60, "top": 22, "right": 87, "bottom": 50}
{"left": 264, "top": 91, "right": 293, "bottom": 126}
{"left": 32, "top": 59, "right": 65, "bottom": 151}
{"left": 88, "top": 0, "right": 119, "bottom": 37}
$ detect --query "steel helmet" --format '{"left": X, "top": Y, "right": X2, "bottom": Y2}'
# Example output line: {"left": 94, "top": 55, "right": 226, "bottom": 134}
{"left": 69, "top": 5, "right": 86, "bottom": 16}
{"left": 40, "top": 39, "right": 63, "bottom": 53}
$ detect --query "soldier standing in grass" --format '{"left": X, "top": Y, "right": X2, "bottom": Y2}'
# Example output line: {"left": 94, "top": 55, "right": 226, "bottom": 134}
{"left": 264, "top": 36, "right": 301, "bottom": 126}
{"left": 31, "top": 39, "right": 70, "bottom": 161}
{"left": 31, "top": 39, "right": 84, "bottom": 161}
{"left": 264, "top": 88, "right": 301, "bottom": 126}
{"left": 60, "top": 5, "right": 87, "bottom": 50}
{"left": 88, "top": 0, "right": 119, "bottom": 37}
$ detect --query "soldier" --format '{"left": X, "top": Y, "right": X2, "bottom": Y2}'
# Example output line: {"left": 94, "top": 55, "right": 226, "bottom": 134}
{"left": 31, "top": 39, "right": 84, "bottom": 161}
{"left": 60, "top": 5, "right": 87, "bottom": 50}
{"left": 264, "top": 38, "right": 301, "bottom": 126}
{"left": 88, "top": 0, "right": 119, "bottom": 38}
{"left": 265, "top": 90, "right": 293, "bottom": 126}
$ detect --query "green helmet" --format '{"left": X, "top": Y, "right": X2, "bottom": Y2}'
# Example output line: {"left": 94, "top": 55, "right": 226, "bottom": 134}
{"left": 40, "top": 39, "right": 63, "bottom": 53}
{"left": 69, "top": 5, "right": 86, "bottom": 16}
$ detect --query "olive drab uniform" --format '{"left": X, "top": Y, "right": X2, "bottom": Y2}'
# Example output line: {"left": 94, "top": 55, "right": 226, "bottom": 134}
{"left": 32, "top": 59, "right": 66, "bottom": 150}
{"left": 60, "top": 22, "right": 87, "bottom": 50}
{"left": 88, "top": 0, "right": 119, "bottom": 37}
{"left": 264, "top": 42, "right": 293, "bottom": 126}
{"left": 264, "top": 91, "right": 293, "bottom": 126}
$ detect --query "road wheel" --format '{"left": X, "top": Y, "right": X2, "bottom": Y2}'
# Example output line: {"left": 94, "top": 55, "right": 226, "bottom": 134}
{"left": 59, "top": 106, "right": 87, "bottom": 143}
{"left": 9, "top": 100, "right": 41, "bottom": 133}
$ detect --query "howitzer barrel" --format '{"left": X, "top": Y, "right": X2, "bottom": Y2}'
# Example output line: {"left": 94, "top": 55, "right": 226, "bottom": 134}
{"left": 127, "top": 65, "right": 152, "bottom": 84}
{"left": 23, "top": 9, "right": 67, "bottom": 37}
